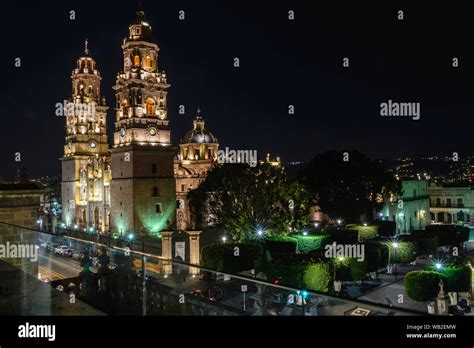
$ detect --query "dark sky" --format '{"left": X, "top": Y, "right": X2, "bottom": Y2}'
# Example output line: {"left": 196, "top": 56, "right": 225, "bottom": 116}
{"left": 1, "top": 1, "right": 473, "bottom": 178}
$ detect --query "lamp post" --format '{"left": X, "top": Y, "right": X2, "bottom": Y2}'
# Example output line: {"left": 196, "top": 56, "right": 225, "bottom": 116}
{"left": 391, "top": 242, "right": 399, "bottom": 280}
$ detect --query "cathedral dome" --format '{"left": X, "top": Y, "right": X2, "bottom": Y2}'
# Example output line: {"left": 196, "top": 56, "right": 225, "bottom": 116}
{"left": 181, "top": 116, "right": 217, "bottom": 144}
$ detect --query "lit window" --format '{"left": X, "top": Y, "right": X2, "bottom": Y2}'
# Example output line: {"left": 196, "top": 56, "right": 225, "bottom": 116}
{"left": 146, "top": 98, "right": 155, "bottom": 116}
{"left": 134, "top": 55, "right": 140, "bottom": 67}
{"left": 146, "top": 56, "right": 151, "bottom": 68}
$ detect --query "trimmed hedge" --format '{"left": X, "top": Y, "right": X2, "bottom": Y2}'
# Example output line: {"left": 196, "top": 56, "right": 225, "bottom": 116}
{"left": 292, "top": 234, "right": 330, "bottom": 253}
{"left": 346, "top": 224, "right": 378, "bottom": 240}
{"left": 201, "top": 242, "right": 262, "bottom": 273}
{"left": 440, "top": 263, "right": 472, "bottom": 293}
{"left": 257, "top": 254, "right": 331, "bottom": 292}
{"left": 365, "top": 240, "right": 389, "bottom": 272}
{"left": 387, "top": 241, "right": 417, "bottom": 264}
{"left": 350, "top": 258, "right": 368, "bottom": 282}
{"left": 405, "top": 271, "right": 448, "bottom": 302}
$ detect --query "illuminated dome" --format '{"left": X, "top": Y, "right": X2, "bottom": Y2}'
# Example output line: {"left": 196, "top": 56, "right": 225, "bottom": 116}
{"left": 181, "top": 116, "right": 217, "bottom": 144}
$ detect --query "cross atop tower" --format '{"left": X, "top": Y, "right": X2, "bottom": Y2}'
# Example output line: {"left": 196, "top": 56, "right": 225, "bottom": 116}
{"left": 84, "top": 38, "right": 89, "bottom": 55}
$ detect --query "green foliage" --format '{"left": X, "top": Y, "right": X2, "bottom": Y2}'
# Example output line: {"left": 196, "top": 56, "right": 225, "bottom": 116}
{"left": 405, "top": 271, "right": 448, "bottom": 302}
{"left": 299, "top": 150, "right": 400, "bottom": 221}
{"left": 350, "top": 258, "right": 368, "bottom": 282}
{"left": 439, "top": 263, "right": 472, "bottom": 293}
{"left": 257, "top": 254, "right": 331, "bottom": 292}
{"left": 201, "top": 242, "right": 262, "bottom": 273}
{"left": 291, "top": 234, "right": 330, "bottom": 253}
{"left": 346, "top": 224, "right": 378, "bottom": 240}
{"left": 365, "top": 240, "right": 389, "bottom": 272}
{"left": 188, "top": 162, "right": 310, "bottom": 240}
{"left": 387, "top": 241, "right": 417, "bottom": 264}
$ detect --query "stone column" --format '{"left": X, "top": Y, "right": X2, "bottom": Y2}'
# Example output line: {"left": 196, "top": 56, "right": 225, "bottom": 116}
{"left": 161, "top": 231, "right": 173, "bottom": 275}
{"left": 187, "top": 231, "right": 201, "bottom": 275}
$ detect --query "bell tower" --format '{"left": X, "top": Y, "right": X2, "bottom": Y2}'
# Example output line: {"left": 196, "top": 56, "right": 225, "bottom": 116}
{"left": 61, "top": 40, "right": 111, "bottom": 231}
{"left": 110, "top": 8, "right": 176, "bottom": 236}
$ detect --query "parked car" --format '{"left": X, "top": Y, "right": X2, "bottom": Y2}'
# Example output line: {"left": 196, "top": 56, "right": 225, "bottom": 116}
{"left": 63, "top": 249, "right": 74, "bottom": 258}
{"left": 46, "top": 243, "right": 58, "bottom": 253}
{"left": 54, "top": 245, "right": 69, "bottom": 255}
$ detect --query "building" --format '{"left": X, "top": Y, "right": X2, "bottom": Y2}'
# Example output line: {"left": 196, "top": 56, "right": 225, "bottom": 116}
{"left": 174, "top": 113, "right": 219, "bottom": 230}
{"left": 428, "top": 184, "right": 474, "bottom": 224}
{"left": 109, "top": 9, "right": 176, "bottom": 236}
{"left": 381, "top": 180, "right": 430, "bottom": 234}
{"left": 60, "top": 41, "right": 111, "bottom": 231}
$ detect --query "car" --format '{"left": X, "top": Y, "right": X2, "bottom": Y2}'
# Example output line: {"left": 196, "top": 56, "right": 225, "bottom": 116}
{"left": 63, "top": 249, "right": 74, "bottom": 258}
{"left": 410, "top": 255, "right": 433, "bottom": 266}
{"left": 46, "top": 243, "right": 58, "bottom": 253}
{"left": 54, "top": 245, "right": 69, "bottom": 255}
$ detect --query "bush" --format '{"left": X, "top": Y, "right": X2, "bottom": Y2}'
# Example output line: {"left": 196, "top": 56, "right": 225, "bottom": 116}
{"left": 201, "top": 242, "right": 262, "bottom": 273}
{"left": 291, "top": 234, "right": 329, "bottom": 253}
{"left": 264, "top": 236, "right": 298, "bottom": 256}
{"left": 257, "top": 254, "right": 331, "bottom": 292}
{"left": 440, "top": 263, "right": 472, "bottom": 293}
{"left": 350, "top": 257, "right": 368, "bottom": 282}
{"left": 405, "top": 271, "right": 448, "bottom": 302}
{"left": 365, "top": 240, "right": 389, "bottom": 272}
{"left": 388, "top": 241, "right": 417, "bottom": 264}
{"left": 346, "top": 224, "right": 378, "bottom": 240}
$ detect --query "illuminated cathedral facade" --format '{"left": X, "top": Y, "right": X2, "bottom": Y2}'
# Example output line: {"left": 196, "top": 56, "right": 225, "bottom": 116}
{"left": 61, "top": 8, "right": 218, "bottom": 235}
{"left": 60, "top": 41, "right": 111, "bottom": 231}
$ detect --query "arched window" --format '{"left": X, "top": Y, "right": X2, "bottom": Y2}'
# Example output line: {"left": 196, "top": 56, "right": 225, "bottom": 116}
{"left": 146, "top": 56, "right": 151, "bottom": 68}
{"left": 134, "top": 55, "right": 140, "bottom": 67}
{"left": 146, "top": 98, "right": 155, "bottom": 116}
{"left": 122, "top": 99, "right": 128, "bottom": 107}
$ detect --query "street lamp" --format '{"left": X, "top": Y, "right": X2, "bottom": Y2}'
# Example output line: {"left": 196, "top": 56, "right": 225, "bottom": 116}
{"left": 302, "top": 231, "right": 308, "bottom": 236}
{"left": 222, "top": 236, "right": 227, "bottom": 243}
{"left": 391, "top": 242, "right": 399, "bottom": 280}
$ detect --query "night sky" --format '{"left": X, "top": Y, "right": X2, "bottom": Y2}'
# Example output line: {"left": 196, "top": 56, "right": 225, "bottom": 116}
{"left": 1, "top": 1, "right": 473, "bottom": 179}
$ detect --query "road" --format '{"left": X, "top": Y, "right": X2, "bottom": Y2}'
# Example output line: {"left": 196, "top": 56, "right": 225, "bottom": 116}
{"left": 38, "top": 249, "right": 82, "bottom": 281}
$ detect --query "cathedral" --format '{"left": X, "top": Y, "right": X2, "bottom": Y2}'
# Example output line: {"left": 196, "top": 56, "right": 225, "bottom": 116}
{"left": 61, "top": 8, "right": 219, "bottom": 236}
{"left": 60, "top": 41, "right": 111, "bottom": 232}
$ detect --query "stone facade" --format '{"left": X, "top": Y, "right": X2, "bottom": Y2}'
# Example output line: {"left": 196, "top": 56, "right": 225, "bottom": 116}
{"left": 381, "top": 180, "right": 430, "bottom": 234}
{"left": 428, "top": 184, "right": 474, "bottom": 223}
{"left": 174, "top": 114, "right": 218, "bottom": 230}
{"left": 110, "top": 9, "right": 176, "bottom": 236}
{"left": 60, "top": 41, "right": 111, "bottom": 231}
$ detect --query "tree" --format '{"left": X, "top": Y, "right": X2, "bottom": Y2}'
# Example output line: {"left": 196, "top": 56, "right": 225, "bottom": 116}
{"left": 299, "top": 151, "right": 400, "bottom": 222}
{"left": 188, "top": 162, "right": 309, "bottom": 241}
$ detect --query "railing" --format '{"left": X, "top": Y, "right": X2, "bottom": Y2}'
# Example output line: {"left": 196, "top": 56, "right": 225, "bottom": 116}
{"left": 430, "top": 203, "right": 466, "bottom": 208}
{"left": 0, "top": 223, "right": 423, "bottom": 316}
